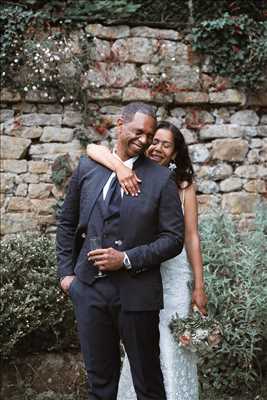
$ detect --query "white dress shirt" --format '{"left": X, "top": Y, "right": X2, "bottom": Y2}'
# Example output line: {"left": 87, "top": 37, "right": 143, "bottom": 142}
{"left": 102, "top": 153, "right": 138, "bottom": 200}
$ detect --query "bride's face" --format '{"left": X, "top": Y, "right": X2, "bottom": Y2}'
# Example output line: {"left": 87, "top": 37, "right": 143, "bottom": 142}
{"left": 146, "top": 128, "right": 176, "bottom": 166}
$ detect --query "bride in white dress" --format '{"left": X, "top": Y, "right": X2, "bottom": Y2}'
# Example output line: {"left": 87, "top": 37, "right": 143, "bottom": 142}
{"left": 87, "top": 121, "right": 207, "bottom": 400}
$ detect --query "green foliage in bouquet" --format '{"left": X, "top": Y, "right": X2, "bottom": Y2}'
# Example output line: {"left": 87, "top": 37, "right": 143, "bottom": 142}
{"left": 197, "top": 208, "right": 267, "bottom": 396}
{"left": 0, "top": 234, "right": 78, "bottom": 359}
{"left": 169, "top": 308, "right": 223, "bottom": 354}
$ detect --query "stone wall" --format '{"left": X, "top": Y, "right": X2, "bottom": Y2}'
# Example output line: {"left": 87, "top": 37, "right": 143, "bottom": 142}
{"left": 1, "top": 24, "right": 266, "bottom": 237}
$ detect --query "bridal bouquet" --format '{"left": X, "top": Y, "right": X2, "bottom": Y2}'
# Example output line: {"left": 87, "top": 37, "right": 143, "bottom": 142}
{"left": 169, "top": 306, "right": 223, "bottom": 354}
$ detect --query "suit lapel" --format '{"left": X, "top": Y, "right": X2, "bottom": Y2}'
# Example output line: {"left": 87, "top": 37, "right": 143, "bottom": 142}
{"left": 80, "top": 164, "right": 112, "bottom": 225}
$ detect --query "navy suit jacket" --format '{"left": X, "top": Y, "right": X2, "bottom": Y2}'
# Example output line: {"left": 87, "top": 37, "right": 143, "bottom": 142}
{"left": 56, "top": 155, "right": 184, "bottom": 311}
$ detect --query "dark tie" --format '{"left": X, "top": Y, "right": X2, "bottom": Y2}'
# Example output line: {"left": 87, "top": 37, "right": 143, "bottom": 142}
{"left": 105, "top": 176, "right": 122, "bottom": 216}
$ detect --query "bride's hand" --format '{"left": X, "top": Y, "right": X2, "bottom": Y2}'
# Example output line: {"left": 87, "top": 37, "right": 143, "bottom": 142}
{"left": 192, "top": 288, "right": 208, "bottom": 315}
{"left": 116, "top": 164, "right": 142, "bottom": 196}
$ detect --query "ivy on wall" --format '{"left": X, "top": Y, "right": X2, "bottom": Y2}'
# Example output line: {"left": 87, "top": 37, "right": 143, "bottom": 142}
{"left": 192, "top": 14, "right": 267, "bottom": 89}
{"left": 0, "top": 0, "right": 267, "bottom": 95}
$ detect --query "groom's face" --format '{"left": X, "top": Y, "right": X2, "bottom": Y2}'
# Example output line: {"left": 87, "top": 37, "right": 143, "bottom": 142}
{"left": 117, "top": 112, "right": 156, "bottom": 159}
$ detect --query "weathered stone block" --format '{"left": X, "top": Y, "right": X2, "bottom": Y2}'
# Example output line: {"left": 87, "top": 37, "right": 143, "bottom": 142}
{"left": 7, "top": 197, "right": 32, "bottom": 212}
{"left": 141, "top": 64, "right": 161, "bottom": 75}
{"left": 212, "top": 139, "right": 249, "bottom": 161}
{"left": 31, "top": 198, "right": 57, "bottom": 214}
{"left": 20, "top": 103, "right": 37, "bottom": 113}
{"left": 19, "top": 114, "right": 62, "bottom": 126}
{"left": 0, "top": 88, "right": 21, "bottom": 103}
{"left": 85, "top": 63, "right": 137, "bottom": 88}
{"left": 189, "top": 144, "right": 210, "bottom": 163}
{"left": 2, "top": 160, "right": 28, "bottom": 174}
{"left": 153, "top": 42, "right": 188, "bottom": 65}
{"left": 24, "top": 90, "right": 57, "bottom": 104}
{"left": 200, "top": 125, "right": 243, "bottom": 140}
{"left": 112, "top": 38, "right": 158, "bottom": 63}
{"left": 247, "top": 92, "right": 267, "bottom": 107}
{"left": 85, "top": 24, "right": 130, "bottom": 39}
{"left": 196, "top": 180, "right": 219, "bottom": 194}
{"left": 0, "top": 109, "right": 14, "bottom": 123}
{"left": 213, "top": 108, "right": 231, "bottom": 124}
{"left": 235, "top": 165, "right": 267, "bottom": 179}
{"left": 18, "top": 127, "right": 43, "bottom": 139}
{"left": 100, "top": 105, "right": 121, "bottom": 115}
{"left": 170, "top": 108, "right": 186, "bottom": 119}
{"left": 123, "top": 87, "right": 152, "bottom": 102}
{"left": 197, "top": 194, "right": 221, "bottom": 213}
{"left": 174, "top": 92, "right": 209, "bottom": 105}
{"left": 209, "top": 89, "right": 246, "bottom": 105}
{"left": 15, "top": 183, "right": 28, "bottom": 197}
{"left": 28, "top": 183, "right": 53, "bottom": 199}
{"left": 250, "top": 139, "right": 263, "bottom": 148}
{"left": 257, "top": 126, "right": 267, "bottom": 137}
{"left": 230, "top": 110, "right": 259, "bottom": 126}
{"left": 63, "top": 111, "right": 83, "bottom": 127}
{"left": 1, "top": 136, "right": 31, "bottom": 159}
{"left": 29, "top": 141, "right": 82, "bottom": 157}
{"left": 41, "top": 127, "right": 73, "bottom": 143}
{"left": 38, "top": 104, "right": 63, "bottom": 114}
{"left": 0, "top": 212, "right": 38, "bottom": 235}
{"left": 87, "top": 88, "right": 122, "bottom": 101}
{"left": 219, "top": 177, "right": 243, "bottom": 192}
{"left": 180, "top": 128, "right": 197, "bottom": 144}
{"left": 222, "top": 192, "right": 259, "bottom": 214}
{"left": 28, "top": 161, "right": 50, "bottom": 174}
{"left": 243, "top": 180, "right": 266, "bottom": 194}
{"left": 22, "top": 173, "right": 40, "bottom": 184}
{"left": 89, "top": 38, "right": 112, "bottom": 61}
{"left": 0, "top": 173, "right": 16, "bottom": 193}
{"left": 247, "top": 146, "right": 267, "bottom": 163}
{"left": 198, "top": 163, "right": 233, "bottom": 181}
{"left": 131, "top": 27, "right": 181, "bottom": 40}
{"left": 165, "top": 65, "right": 200, "bottom": 91}
{"left": 261, "top": 115, "right": 267, "bottom": 124}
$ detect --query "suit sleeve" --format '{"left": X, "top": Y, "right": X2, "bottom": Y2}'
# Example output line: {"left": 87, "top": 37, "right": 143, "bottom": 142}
{"left": 56, "top": 161, "right": 81, "bottom": 279}
{"left": 126, "top": 175, "right": 184, "bottom": 273}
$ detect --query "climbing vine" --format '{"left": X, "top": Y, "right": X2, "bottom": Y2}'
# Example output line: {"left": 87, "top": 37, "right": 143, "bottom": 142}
{"left": 192, "top": 14, "right": 267, "bottom": 89}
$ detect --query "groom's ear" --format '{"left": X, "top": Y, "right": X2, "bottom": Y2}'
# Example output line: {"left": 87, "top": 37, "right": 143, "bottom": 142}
{"left": 116, "top": 116, "right": 124, "bottom": 133}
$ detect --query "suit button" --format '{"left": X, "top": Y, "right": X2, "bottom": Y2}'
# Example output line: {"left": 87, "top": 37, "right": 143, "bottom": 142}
{"left": 114, "top": 240, "right": 122, "bottom": 246}
{"left": 81, "top": 233, "right": 86, "bottom": 238}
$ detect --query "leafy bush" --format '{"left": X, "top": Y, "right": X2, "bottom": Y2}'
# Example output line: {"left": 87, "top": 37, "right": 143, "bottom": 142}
{"left": 192, "top": 13, "right": 267, "bottom": 89}
{"left": 0, "top": 234, "right": 77, "bottom": 359}
{"left": 198, "top": 208, "right": 267, "bottom": 396}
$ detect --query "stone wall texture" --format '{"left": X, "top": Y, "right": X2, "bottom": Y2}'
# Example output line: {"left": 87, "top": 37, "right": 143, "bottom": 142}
{"left": 1, "top": 24, "right": 266, "bottom": 237}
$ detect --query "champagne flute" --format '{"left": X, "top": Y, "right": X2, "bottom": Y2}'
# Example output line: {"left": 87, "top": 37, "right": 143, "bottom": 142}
{"left": 89, "top": 236, "right": 107, "bottom": 278}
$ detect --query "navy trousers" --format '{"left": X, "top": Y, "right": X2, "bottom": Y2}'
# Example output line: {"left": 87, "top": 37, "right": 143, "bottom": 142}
{"left": 69, "top": 276, "right": 166, "bottom": 400}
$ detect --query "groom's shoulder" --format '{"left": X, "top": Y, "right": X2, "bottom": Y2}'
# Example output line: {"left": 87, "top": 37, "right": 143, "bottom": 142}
{"left": 77, "top": 155, "right": 101, "bottom": 173}
{"left": 142, "top": 157, "right": 171, "bottom": 180}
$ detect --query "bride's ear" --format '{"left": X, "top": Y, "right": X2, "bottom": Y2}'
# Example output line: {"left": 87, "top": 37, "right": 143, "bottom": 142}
{"left": 171, "top": 151, "right": 177, "bottom": 161}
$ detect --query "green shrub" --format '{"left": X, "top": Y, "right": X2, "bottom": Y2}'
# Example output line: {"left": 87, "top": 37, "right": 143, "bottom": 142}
{"left": 0, "top": 234, "right": 77, "bottom": 359}
{"left": 198, "top": 208, "right": 267, "bottom": 397}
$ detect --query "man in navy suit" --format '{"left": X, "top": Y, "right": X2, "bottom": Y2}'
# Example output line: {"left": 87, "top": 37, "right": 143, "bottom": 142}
{"left": 57, "top": 102, "right": 184, "bottom": 399}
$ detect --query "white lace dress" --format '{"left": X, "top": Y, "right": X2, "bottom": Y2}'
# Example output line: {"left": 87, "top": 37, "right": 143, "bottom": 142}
{"left": 117, "top": 247, "right": 199, "bottom": 400}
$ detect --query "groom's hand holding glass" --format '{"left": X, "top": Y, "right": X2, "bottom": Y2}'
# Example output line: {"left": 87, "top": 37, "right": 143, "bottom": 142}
{"left": 88, "top": 247, "right": 125, "bottom": 272}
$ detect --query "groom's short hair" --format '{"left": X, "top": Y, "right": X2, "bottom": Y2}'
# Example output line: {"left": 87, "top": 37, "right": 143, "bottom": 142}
{"left": 121, "top": 102, "right": 156, "bottom": 123}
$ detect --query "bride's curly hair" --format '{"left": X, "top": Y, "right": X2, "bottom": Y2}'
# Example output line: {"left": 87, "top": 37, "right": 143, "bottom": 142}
{"left": 157, "top": 121, "right": 194, "bottom": 189}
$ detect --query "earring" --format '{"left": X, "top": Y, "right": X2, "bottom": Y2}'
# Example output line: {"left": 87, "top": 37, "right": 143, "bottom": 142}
{"left": 168, "top": 161, "right": 177, "bottom": 171}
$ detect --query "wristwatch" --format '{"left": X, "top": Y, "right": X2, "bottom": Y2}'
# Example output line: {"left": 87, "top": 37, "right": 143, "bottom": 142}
{"left": 123, "top": 252, "right": 132, "bottom": 270}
